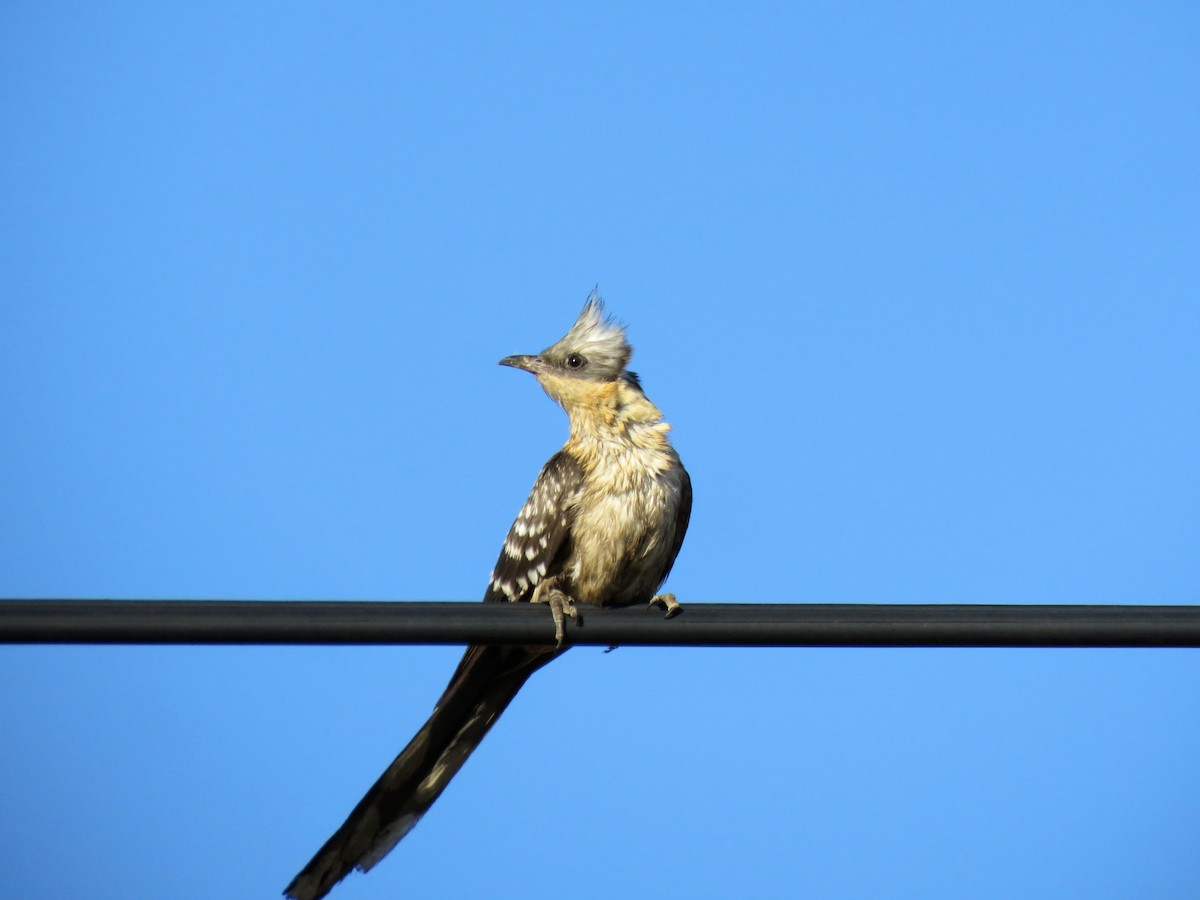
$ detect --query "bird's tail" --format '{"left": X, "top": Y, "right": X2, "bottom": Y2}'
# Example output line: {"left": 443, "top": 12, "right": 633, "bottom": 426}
{"left": 284, "top": 644, "right": 560, "bottom": 900}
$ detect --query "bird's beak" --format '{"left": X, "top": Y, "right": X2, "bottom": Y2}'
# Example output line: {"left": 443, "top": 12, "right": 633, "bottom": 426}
{"left": 498, "top": 354, "right": 546, "bottom": 374}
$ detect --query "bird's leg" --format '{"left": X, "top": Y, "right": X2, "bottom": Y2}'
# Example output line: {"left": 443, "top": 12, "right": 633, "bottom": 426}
{"left": 548, "top": 591, "right": 579, "bottom": 646}
{"left": 531, "top": 576, "right": 579, "bottom": 647}
{"left": 649, "top": 592, "right": 682, "bottom": 619}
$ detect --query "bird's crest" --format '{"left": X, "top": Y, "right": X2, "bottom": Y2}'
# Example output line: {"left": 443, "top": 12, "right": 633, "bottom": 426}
{"left": 542, "top": 289, "right": 632, "bottom": 379}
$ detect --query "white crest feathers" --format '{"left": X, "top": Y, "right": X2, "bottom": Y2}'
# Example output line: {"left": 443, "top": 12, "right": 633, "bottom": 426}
{"left": 543, "top": 289, "right": 632, "bottom": 378}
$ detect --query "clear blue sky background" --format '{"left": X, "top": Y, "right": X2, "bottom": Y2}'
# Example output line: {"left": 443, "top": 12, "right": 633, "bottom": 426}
{"left": 2, "top": 4, "right": 1198, "bottom": 899}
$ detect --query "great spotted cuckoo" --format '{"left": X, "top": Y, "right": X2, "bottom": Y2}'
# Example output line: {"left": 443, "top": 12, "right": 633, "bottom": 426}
{"left": 285, "top": 293, "right": 691, "bottom": 900}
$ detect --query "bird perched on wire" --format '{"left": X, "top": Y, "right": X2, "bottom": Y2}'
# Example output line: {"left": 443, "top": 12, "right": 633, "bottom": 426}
{"left": 284, "top": 292, "right": 692, "bottom": 900}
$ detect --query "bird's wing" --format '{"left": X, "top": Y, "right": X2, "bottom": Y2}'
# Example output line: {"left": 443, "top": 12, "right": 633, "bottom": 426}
{"left": 484, "top": 449, "right": 583, "bottom": 604}
{"left": 661, "top": 465, "right": 692, "bottom": 581}
{"left": 284, "top": 451, "right": 584, "bottom": 900}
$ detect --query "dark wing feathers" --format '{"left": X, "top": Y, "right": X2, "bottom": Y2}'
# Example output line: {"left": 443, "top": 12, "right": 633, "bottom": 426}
{"left": 284, "top": 455, "right": 582, "bottom": 900}
{"left": 661, "top": 466, "right": 692, "bottom": 583}
{"left": 284, "top": 449, "right": 679, "bottom": 900}
{"left": 484, "top": 450, "right": 583, "bottom": 604}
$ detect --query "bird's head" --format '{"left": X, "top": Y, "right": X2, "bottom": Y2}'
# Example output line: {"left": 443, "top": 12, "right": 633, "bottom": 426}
{"left": 499, "top": 291, "right": 639, "bottom": 412}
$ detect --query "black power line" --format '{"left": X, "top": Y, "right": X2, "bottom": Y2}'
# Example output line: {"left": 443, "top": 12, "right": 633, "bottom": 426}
{"left": 2, "top": 600, "right": 1198, "bottom": 647}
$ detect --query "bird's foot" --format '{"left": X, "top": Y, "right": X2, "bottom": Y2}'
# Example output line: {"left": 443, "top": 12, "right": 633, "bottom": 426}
{"left": 649, "top": 592, "right": 682, "bottom": 619}
{"left": 547, "top": 591, "right": 579, "bottom": 647}
{"left": 531, "top": 579, "right": 579, "bottom": 647}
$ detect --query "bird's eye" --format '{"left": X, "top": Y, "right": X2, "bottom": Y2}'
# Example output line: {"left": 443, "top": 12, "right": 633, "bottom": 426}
{"left": 565, "top": 354, "right": 586, "bottom": 369}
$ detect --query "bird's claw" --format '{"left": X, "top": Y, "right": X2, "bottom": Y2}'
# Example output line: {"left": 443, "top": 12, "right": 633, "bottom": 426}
{"left": 649, "top": 592, "right": 682, "bottom": 619}
{"left": 548, "top": 592, "right": 579, "bottom": 647}
{"left": 530, "top": 577, "right": 579, "bottom": 647}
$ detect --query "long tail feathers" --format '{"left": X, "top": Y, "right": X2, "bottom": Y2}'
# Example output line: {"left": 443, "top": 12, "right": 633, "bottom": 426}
{"left": 284, "top": 645, "right": 560, "bottom": 900}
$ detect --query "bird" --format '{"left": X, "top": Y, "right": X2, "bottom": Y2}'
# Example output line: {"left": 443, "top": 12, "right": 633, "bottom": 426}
{"left": 284, "top": 292, "right": 692, "bottom": 900}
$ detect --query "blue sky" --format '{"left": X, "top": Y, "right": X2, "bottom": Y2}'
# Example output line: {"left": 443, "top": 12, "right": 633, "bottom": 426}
{"left": 2, "top": 3, "right": 1198, "bottom": 898}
